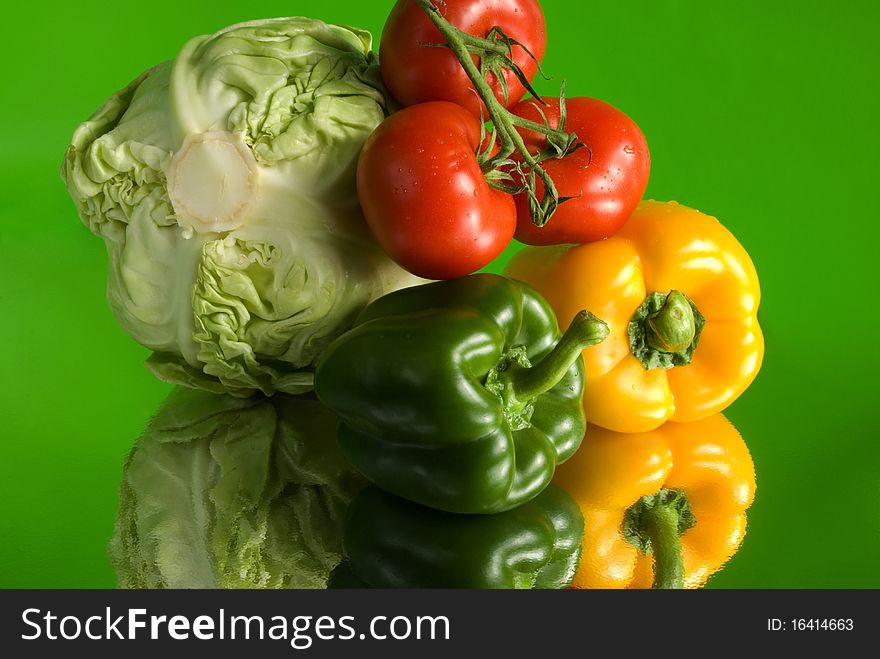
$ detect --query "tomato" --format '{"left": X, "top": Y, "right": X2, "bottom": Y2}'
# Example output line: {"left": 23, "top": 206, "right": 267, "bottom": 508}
{"left": 380, "top": 0, "right": 546, "bottom": 118}
{"left": 511, "top": 96, "right": 651, "bottom": 244}
{"left": 357, "top": 102, "right": 516, "bottom": 280}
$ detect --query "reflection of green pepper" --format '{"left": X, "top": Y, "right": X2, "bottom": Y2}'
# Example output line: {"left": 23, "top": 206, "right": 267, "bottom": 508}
{"left": 329, "top": 484, "right": 583, "bottom": 589}
{"left": 315, "top": 274, "right": 609, "bottom": 514}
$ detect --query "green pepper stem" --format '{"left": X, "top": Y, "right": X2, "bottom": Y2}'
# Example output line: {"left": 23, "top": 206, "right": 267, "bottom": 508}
{"left": 502, "top": 310, "right": 608, "bottom": 401}
{"left": 640, "top": 501, "right": 686, "bottom": 589}
{"left": 414, "top": 0, "right": 577, "bottom": 226}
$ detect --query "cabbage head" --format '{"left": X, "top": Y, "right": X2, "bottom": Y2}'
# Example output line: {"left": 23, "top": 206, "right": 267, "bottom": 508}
{"left": 109, "top": 387, "right": 364, "bottom": 588}
{"left": 62, "top": 17, "right": 421, "bottom": 396}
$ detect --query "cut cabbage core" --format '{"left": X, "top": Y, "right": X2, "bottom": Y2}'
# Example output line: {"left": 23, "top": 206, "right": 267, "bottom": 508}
{"left": 168, "top": 131, "right": 258, "bottom": 234}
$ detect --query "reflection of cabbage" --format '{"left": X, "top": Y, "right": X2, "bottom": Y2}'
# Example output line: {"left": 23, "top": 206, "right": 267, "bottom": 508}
{"left": 61, "top": 18, "right": 421, "bottom": 396}
{"left": 109, "top": 387, "right": 364, "bottom": 588}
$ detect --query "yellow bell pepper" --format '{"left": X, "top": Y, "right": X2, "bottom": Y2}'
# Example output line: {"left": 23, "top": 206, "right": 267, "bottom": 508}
{"left": 554, "top": 414, "right": 756, "bottom": 589}
{"left": 506, "top": 200, "right": 763, "bottom": 433}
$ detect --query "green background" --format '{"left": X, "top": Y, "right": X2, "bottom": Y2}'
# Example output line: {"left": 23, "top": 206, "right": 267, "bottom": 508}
{"left": 1, "top": 0, "right": 877, "bottom": 588}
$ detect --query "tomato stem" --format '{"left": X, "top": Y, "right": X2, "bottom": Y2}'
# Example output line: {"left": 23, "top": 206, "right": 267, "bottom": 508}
{"left": 508, "top": 113, "right": 564, "bottom": 136}
{"left": 448, "top": 33, "right": 510, "bottom": 56}
{"left": 414, "top": 0, "right": 578, "bottom": 227}
{"left": 418, "top": 34, "right": 510, "bottom": 57}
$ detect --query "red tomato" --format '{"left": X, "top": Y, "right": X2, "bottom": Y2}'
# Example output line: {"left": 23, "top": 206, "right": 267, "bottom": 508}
{"left": 380, "top": 0, "right": 546, "bottom": 118}
{"left": 512, "top": 96, "right": 651, "bottom": 244}
{"left": 357, "top": 102, "right": 516, "bottom": 280}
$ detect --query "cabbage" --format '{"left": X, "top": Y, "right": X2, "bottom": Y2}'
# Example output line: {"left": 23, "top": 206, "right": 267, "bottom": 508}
{"left": 62, "top": 17, "right": 421, "bottom": 396}
{"left": 109, "top": 387, "right": 364, "bottom": 589}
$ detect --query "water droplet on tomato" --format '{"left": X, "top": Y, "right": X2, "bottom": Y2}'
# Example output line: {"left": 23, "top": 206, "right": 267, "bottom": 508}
{"left": 623, "top": 145, "right": 636, "bottom": 155}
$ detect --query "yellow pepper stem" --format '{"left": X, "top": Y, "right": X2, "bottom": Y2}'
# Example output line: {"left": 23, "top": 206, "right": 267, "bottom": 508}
{"left": 623, "top": 488, "right": 696, "bottom": 589}
{"left": 647, "top": 290, "right": 696, "bottom": 353}
{"left": 628, "top": 291, "right": 706, "bottom": 370}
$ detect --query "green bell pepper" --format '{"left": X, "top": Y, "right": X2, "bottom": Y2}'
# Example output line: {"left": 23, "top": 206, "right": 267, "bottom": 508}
{"left": 328, "top": 484, "right": 584, "bottom": 589}
{"left": 315, "top": 273, "right": 608, "bottom": 513}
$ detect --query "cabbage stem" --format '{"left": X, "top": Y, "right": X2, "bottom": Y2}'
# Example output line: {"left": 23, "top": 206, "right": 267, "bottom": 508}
{"left": 167, "top": 131, "right": 259, "bottom": 234}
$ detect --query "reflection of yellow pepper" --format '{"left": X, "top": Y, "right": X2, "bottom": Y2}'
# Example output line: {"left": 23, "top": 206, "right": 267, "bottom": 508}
{"left": 554, "top": 414, "right": 756, "bottom": 589}
{"left": 507, "top": 200, "right": 763, "bottom": 433}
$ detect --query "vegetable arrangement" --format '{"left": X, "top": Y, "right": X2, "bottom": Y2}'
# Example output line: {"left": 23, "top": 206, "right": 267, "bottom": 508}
{"left": 64, "top": 1, "right": 763, "bottom": 589}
